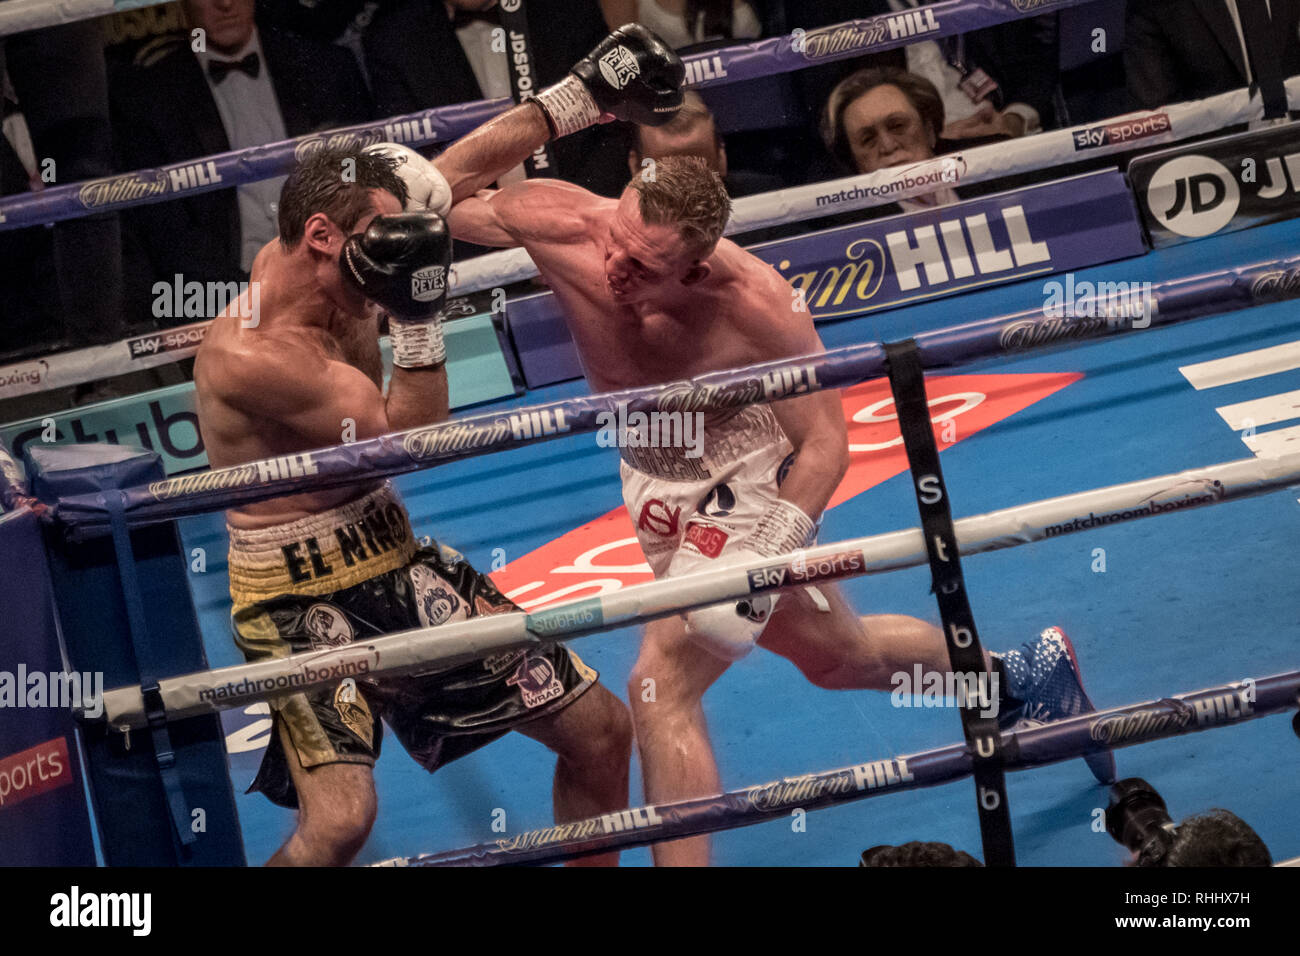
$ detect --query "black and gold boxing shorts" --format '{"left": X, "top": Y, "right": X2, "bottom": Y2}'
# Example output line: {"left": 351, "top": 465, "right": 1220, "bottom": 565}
{"left": 227, "top": 483, "right": 598, "bottom": 809}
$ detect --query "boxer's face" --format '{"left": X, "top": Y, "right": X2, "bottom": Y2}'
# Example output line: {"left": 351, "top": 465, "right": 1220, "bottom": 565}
{"left": 184, "top": 0, "right": 256, "bottom": 54}
{"left": 605, "top": 190, "right": 706, "bottom": 305}
{"left": 842, "top": 84, "right": 935, "bottom": 174}
{"left": 321, "top": 188, "right": 404, "bottom": 311}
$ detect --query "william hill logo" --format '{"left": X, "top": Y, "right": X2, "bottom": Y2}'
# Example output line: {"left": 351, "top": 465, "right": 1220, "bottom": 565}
{"left": 770, "top": 203, "right": 1051, "bottom": 318}
{"left": 79, "top": 171, "right": 168, "bottom": 208}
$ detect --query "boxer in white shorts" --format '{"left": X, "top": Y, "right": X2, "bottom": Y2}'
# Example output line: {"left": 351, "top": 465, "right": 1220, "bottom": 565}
{"left": 448, "top": 154, "right": 1113, "bottom": 865}
{"left": 620, "top": 402, "right": 823, "bottom": 631}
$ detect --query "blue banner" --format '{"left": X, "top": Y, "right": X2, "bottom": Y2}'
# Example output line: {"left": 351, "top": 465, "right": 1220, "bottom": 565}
{"left": 509, "top": 170, "right": 1147, "bottom": 387}
{"left": 0, "top": 508, "right": 97, "bottom": 866}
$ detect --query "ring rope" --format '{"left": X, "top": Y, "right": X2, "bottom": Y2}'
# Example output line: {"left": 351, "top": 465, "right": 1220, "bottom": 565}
{"left": 373, "top": 671, "right": 1300, "bottom": 866}
{"left": 93, "top": 449, "right": 1300, "bottom": 729}
{"left": 42, "top": 251, "right": 1300, "bottom": 537}
{"left": 1, "top": 76, "right": 1290, "bottom": 403}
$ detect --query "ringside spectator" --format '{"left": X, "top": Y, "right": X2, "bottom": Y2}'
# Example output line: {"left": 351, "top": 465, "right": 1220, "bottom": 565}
{"left": 110, "top": 0, "right": 374, "bottom": 328}
{"left": 820, "top": 67, "right": 960, "bottom": 213}
{"left": 627, "top": 91, "right": 782, "bottom": 197}
{"left": 599, "top": 0, "right": 761, "bottom": 47}
{"left": 1125, "top": 0, "right": 1300, "bottom": 111}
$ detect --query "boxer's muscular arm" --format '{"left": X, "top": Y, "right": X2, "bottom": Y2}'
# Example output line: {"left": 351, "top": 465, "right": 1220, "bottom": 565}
{"left": 216, "top": 335, "right": 439, "bottom": 447}
{"left": 446, "top": 179, "right": 597, "bottom": 248}
{"left": 433, "top": 103, "right": 554, "bottom": 206}
{"left": 741, "top": 271, "right": 850, "bottom": 521}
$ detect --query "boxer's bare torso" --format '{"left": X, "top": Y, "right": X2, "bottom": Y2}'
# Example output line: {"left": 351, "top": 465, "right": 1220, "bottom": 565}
{"left": 448, "top": 176, "right": 847, "bottom": 520}
{"left": 456, "top": 182, "right": 814, "bottom": 393}
{"left": 195, "top": 236, "right": 388, "bottom": 530}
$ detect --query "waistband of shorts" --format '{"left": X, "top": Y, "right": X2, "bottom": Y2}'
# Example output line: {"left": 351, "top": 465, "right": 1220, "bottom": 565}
{"left": 619, "top": 404, "right": 787, "bottom": 481}
{"left": 228, "top": 482, "right": 417, "bottom": 607}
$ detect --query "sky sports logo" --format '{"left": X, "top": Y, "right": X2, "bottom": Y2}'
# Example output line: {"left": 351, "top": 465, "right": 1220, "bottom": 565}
{"left": 1073, "top": 113, "right": 1170, "bottom": 151}
{"left": 747, "top": 549, "right": 865, "bottom": 592}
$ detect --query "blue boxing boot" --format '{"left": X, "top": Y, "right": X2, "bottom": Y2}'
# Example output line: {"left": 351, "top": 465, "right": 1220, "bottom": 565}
{"left": 996, "top": 626, "right": 1117, "bottom": 784}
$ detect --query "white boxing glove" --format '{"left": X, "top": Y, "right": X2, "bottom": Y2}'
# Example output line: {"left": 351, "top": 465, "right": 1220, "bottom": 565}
{"left": 364, "top": 142, "right": 452, "bottom": 217}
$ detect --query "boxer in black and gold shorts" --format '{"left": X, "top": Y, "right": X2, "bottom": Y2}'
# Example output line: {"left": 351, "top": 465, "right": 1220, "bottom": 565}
{"left": 228, "top": 483, "right": 598, "bottom": 810}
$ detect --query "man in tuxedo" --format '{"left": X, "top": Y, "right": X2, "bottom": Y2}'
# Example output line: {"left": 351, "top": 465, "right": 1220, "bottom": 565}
{"left": 110, "top": 0, "right": 375, "bottom": 326}
{"left": 1126, "top": 0, "right": 1300, "bottom": 110}
{"left": 2, "top": 19, "right": 124, "bottom": 356}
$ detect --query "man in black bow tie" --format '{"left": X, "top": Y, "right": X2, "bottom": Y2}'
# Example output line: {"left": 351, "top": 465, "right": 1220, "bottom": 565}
{"left": 109, "top": 0, "right": 376, "bottom": 330}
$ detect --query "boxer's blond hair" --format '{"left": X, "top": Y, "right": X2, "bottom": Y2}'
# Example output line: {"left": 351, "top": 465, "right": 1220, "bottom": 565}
{"left": 628, "top": 155, "right": 731, "bottom": 255}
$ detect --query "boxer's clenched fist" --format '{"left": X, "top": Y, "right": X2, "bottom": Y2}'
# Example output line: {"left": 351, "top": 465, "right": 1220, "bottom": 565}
{"left": 364, "top": 142, "right": 452, "bottom": 217}
{"left": 535, "top": 23, "right": 685, "bottom": 138}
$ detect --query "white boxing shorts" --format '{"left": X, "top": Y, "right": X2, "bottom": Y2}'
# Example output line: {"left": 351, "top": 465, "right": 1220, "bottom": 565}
{"left": 620, "top": 404, "right": 798, "bottom": 578}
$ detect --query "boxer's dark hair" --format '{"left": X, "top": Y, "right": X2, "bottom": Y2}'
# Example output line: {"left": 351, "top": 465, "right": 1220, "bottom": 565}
{"left": 278, "top": 146, "right": 409, "bottom": 248}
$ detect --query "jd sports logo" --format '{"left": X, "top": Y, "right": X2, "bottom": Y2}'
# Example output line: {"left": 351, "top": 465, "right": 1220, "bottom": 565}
{"left": 1146, "top": 155, "right": 1240, "bottom": 238}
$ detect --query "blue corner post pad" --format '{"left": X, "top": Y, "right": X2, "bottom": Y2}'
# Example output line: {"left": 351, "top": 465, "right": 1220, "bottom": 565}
{"left": 24, "top": 442, "right": 247, "bottom": 865}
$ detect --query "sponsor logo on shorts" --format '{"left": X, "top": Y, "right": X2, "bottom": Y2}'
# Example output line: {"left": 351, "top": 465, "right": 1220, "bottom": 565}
{"left": 304, "top": 604, "right": 354, "bottom": 649}
{"left": 411, "top": 265, "right": 445, "bottom": 302}
{"left": 746, "top": 549, "right": 865, "bottom": 592}
{"left": 776, "top": 453, "right": 796, "bottom": 488}
{"left": 410, "top": 564, "right": 462, "bottom": 627}
{"left": 683, "top": 521, "right": 728, "bottom": 558}
{"left": 637, "top": 499, "right": 681, "bottom": 537}
{"left": 508, "top": 655, "right": 565, "bottom": 709}
{"left": 739, "top": 594, "right": 772, "bottom": 624}
{"left": 1073, "top": 114, "right": 1170, "bottom": 151}
{"left": 598, "top": 45, "right": 640, "bottom": 89}
{"left": 482, "top": 650, "right": 526, "bottom": 675}
{"left": 697, "top": 482, "right": 736, "bottom": 517}
{"left": 274, "top": 497, "right": 411, "bottom": 586}
{"left": 333, "top": 680, "right": 373, "bottom": 743}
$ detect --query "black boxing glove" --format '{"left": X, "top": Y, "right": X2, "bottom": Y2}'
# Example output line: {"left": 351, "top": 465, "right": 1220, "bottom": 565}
{"left": 340, "top": 212, "right": 450, "bottom": 367}
{"left": 534, "top": 23, "right": 685, "bottom": 138}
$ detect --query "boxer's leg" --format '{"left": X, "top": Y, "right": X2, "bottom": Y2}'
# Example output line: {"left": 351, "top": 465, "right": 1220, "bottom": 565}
{"left": 756, "top": 584, "right": 958, "bottom": 691}
{"left": 627, "top": 616, "right": 732, "bottom": 867}
{"left": 514, "top": 682, "right": 632, "bottom": 867}
{"left": 264, "top": 720, "right": 378, "bottom": 867}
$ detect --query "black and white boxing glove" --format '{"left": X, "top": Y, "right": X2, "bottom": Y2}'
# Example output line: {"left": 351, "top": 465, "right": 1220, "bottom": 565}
{"left": 340, "top": 212, "right": 450, "bottom": 368}
{"left": 364, "top": 142, "right": 452, "bottom": 216}
{"left": 534, "top": 23, "right": 685, "bottom": 138}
